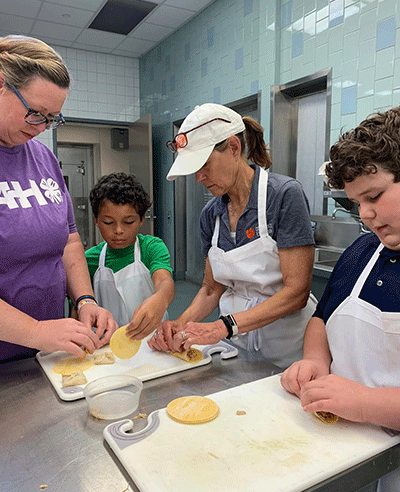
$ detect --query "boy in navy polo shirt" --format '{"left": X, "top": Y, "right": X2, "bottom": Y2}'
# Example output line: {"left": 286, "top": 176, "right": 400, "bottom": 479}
{"left": 281, "top": 107, "right": 400, "bottom": 491}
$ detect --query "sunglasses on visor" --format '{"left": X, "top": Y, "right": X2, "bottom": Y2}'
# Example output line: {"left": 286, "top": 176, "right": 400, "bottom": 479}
{"left": 166, "top": 118, "right": 231, "bottom": 153}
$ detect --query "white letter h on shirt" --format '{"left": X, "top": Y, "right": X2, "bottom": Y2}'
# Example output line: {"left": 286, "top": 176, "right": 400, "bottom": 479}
{"left": 0, "top": 180, "right": 47, "bottom": 208}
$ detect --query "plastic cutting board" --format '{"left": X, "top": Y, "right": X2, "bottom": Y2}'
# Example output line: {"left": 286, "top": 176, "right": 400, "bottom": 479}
{"left": 36, "top": 339, "right": 238, "bottom": 401}
{"left": 104, "top": 374, "right": 400, "bottom": 492}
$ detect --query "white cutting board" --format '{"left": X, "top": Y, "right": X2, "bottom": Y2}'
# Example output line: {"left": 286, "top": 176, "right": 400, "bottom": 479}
{"left": 36, "top": 339, "right": 237, "bottom": 402}
{"left": 104, "top": 374, "right": 400, "bottom": 492}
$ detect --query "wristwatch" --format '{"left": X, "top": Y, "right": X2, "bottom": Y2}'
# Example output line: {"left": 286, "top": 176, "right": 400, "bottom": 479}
{"left": 219, "top": 314, "right": 239, "bottom": 340}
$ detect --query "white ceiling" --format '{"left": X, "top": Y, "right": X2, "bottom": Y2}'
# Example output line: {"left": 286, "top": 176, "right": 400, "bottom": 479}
{"left": 0, "top": 0, "right": 216, "bottom": 58}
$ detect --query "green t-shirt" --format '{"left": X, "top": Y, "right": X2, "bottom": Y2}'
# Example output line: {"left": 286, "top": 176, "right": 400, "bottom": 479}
{"left": 85, "top": 234, "right": 172, "bottom": 281}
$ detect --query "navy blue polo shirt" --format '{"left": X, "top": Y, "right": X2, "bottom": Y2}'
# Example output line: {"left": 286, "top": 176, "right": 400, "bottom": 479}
{"left": 315, "top": 233, "right": 400, "bottom": 323}
{"left": 199, "top": 165, "right": 314, "bottom": 255}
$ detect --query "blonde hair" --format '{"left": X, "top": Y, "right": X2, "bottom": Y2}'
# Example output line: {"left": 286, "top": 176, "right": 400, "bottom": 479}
{"left": 0, "top": 35, "right": 70, "bottom": 89}
{"left": 214, "top": 116, "right": 272, "bottom": 169}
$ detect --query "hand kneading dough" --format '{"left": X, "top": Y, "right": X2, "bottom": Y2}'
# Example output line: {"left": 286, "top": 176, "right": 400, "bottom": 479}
{"left": 171, "top": 348, "right": 203, "bottom": 363}
{"left": 313, "top": 411, "right": 338, "bottom": 424}
{"left": 109, "top": 325, "right": 141, "bottom": 359}
{"left": 167, "top": 395, "right": 219, "bottom": 424}
{"left": 53, "top": 357, "right": 94, "bottom": 375}
{"left": 62, "top": 370, "right": 87, "bottom": 387}
{"left": 93, "top": 351, "right": 115, "bottom": 365}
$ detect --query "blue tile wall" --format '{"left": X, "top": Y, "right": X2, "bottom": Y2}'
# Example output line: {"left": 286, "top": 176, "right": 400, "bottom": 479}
{"left": 341, "top": 85, "right": 357, "bottom": 115}
{"left": 185, "top": 43, "right": 190, "bottom": 61}
{"left": 329, "top": 0, "right": 344, "bottom": 28}
{"left": 376, "top": 16, "right": 396, "bottom": 51}
{"left": 244, "top": 0, "right": 253, "bottom": 17}
{"left": 214, "top": 86, "right": 221, "bottom": 103}
{"left": 251, "top": 80, "right": 259, "bottom": 94}
{"left": 139, "top": 0, "right": 400, "bottom": 255}
{"left": 208, "top": 27, "right": 214, "bottom": 48}
{"left": 292, "top": 32, "right": 304, "bottom": 57}
{"left": 282, "top": 1, "right": 292, "bottom": 28}
{"left": 235, "top": 47, "right": 244, "bottom": 70}
{"left": 201, "top": 58, "right": 208, "bottom": 77}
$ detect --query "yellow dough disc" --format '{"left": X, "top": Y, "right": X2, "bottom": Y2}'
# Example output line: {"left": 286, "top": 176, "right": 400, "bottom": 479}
{"left": 109, "top": 325, "right": 141, "bottom": 359}
{"left": 53, "top": 357, "right": 94, "bottom": 375}
{"left": 313, "top": 411, "right": 338, "bottom": 424}
{"left": 167, "top": 395, "right": 219, "bottom": 425}
{"left": 171, "top": 348, "right": 203, "bottom": 363}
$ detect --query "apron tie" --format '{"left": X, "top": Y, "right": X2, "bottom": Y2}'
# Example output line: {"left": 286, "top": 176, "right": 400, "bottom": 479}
{"left": 246, "top": 297, "right": 263, "bottom": 352}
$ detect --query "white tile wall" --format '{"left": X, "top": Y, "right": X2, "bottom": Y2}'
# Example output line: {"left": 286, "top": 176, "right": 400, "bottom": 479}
{"left": 36, "top": 45, "right": 140, "bottom": 151}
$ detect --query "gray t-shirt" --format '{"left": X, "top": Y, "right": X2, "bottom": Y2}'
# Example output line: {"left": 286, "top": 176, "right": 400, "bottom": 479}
{"left": 200, "top": 164, "right": 314, "bottom": 255}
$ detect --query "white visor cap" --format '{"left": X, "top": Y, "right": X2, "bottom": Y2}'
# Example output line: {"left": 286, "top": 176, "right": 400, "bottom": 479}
{"left": 166, "top": 103, "right": 245, "bottom": 181}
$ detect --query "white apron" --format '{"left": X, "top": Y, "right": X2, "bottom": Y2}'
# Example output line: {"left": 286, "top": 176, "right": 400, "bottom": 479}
{"left": 93, "top": 241, "right": 167, "bottom": 327}
{"left": 208, "top": 168, "right": 316, "bottom": 369}
{"left": 326, "top": 242, "right": 400, "bottom": 492}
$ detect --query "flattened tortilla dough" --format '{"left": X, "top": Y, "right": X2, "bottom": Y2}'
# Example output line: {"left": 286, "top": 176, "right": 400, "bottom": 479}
{"left": 93, "top": 351, "right": 115, "bottom": 365}
{"left": 53, "top": 357, "right": 94, "bottom": 375}
{"left": 62, "top": 370, "right": 87, "bottom": 387}
{"left": 313, "top": 411, "right": 338, "bottom": 424}
{"left": 171, "top": 348, "right": 203, "bottom": 363}
{"left": 109, "top": 325, "right": 141, "bottom": 359}
{"left": 167, "top": 395, "right": 219, "bottom": 424}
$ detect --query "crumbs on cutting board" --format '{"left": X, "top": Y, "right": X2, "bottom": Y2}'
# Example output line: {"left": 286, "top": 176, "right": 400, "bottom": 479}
{"left": 132, "top": 413, "right": 147, "bottom": 420}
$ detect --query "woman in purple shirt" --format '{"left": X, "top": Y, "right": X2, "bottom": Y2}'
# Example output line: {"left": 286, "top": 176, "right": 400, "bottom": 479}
{"left": 0, "top": 35, "right": 118, "bottom": 362}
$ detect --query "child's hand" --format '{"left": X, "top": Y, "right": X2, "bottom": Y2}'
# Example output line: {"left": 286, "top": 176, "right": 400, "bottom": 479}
{"left": 125, "top": 296, "right": 167, "bottom": 340}
{"left": 280, "top": 359, "right": 329, "bottom": 397}
{"left": 300, "top": 374, "right": 370, "bottom": 423}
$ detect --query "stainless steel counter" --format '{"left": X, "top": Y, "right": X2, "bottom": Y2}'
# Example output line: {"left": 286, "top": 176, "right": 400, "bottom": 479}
{"left": 1, "top": 348, "right": 399, "bottom": 492}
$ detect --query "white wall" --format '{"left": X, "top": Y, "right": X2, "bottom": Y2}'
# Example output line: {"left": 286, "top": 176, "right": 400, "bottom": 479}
{"left": 36, "top": 45, "right": 140, "bottom": 150}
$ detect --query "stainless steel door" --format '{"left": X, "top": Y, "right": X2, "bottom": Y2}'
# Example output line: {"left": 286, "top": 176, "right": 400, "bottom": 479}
{"left": 296, "top": 92, "right": 327, "bottom": 215}
{"left": 58, "top": 144, "right": 94, "bottom": 249}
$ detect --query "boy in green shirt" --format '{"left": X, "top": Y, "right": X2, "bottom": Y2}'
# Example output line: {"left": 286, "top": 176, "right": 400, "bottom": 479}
{"left": 85, "top": 172, "right": 174, "bottom": 340}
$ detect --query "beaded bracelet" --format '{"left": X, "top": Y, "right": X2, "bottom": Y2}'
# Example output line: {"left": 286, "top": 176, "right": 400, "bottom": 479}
{"left": 75, "top": 294, "right": 96, "bottom": 308}
{"left": 77, "top": 298, "right": 98, "bottom": 313}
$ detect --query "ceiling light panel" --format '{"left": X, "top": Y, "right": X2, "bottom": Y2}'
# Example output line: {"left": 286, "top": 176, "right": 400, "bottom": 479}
{"left": 89, "top": 0, "right": 158, "bottom": 35}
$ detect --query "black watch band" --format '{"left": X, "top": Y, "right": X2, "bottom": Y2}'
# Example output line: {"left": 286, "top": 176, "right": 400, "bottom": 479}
{"left": 219, "top": 314, "right": 238, "bottom": 340}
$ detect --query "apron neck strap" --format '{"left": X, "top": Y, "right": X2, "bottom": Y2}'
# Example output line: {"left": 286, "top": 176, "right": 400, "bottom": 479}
{"left": 211, "top": 167, "right": 269, "bottom": 247}
{"left": 98, "top": 239, "right": 141, "bottom": 267}
{"left": 257, "top": 168, "right": 268, "bottom": 237}
{"left": 99, "top": 242, "right": 108, "bottom": 267}
{"left": 351, "top": 242, "right": 384, "bottom": 297}
{"left": 134, "top": 237, "right": 141, "bottom": 261}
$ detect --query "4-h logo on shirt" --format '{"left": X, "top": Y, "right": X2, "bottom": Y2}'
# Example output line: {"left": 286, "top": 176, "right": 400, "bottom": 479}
{"left": 40, "top": 178, "right": 63, "bottom": 204}
{"left": 0, "top": 178, "right": 63, "bottom": 209}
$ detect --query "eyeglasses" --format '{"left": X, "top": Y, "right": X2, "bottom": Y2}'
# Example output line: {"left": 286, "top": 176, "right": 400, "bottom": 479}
{"left": 166, "top": 118, "right": 231, "bottom": 153}
{"left": 8, "top": 84, "right": 65, "bottom": 130}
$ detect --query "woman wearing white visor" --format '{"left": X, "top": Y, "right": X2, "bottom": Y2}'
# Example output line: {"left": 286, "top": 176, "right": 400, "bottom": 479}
{"left": 149, "top": 103, "right": 317, "bottom": 369}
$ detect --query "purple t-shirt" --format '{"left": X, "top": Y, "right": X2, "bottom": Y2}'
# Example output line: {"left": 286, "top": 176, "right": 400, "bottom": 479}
{"left": 0, "top": 139, "right": 77, "bottom": 362}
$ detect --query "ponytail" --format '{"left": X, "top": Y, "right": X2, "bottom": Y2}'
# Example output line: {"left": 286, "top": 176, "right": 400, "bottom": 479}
{"left": 214, "top": 115, "right": 272, "bottom": 169}
{"left": 242, "top": 117, "right": 272, "bottom": 169}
